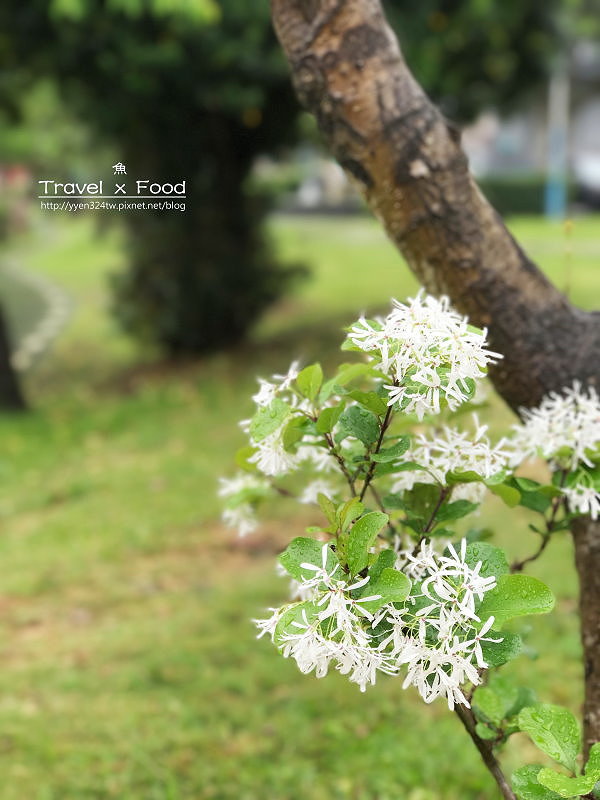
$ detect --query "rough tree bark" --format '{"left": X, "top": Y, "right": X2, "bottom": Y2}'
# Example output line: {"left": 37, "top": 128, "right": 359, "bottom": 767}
{"left": 271, "top": 0, "right": 600, "bottom": 764}
{"left": 0, "top": 302, "right": 26, "bottom": 411}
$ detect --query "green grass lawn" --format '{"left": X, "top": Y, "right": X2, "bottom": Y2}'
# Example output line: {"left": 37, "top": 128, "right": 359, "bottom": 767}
{"left": 0, "top": 212, "right": 597, "bottom": 799}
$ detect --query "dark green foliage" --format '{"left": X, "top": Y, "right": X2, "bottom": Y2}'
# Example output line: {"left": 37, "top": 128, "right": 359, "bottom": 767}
{"left": 478, "top": 175, "right": 576, "bottom": 216}
{"left": 387, "top": 0, "right": 559, "bottom": 122}
{"left": 0, "top": 0, "right": 302, "bottom": 354}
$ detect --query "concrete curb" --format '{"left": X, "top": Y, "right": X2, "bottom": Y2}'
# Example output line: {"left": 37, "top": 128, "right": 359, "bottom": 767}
{"left": 1, "top": 260, "right": 72, "bottom": 371}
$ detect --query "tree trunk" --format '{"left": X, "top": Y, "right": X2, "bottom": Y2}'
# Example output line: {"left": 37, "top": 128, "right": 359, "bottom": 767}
{"left": 270, "top": 0, "right": 600, "bottom": 749}
{"left": 0, "top": 301, "right": 26, "bottom": 411}
{"left": 572, "top": 516, "right": 600, "bottom": 758}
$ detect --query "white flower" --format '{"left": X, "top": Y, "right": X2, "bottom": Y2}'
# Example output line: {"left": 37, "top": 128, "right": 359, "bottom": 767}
{"left": 299, "top": 479, "right": 338, "bottom": 505}
{"left": 397, "top": 538, "right": 442, "bottom": 581}
{"left": 451, "top": 483, "right": 486, "bottom": 505}
{"left": 299, "top": 547, "right": 382, "bottom": 628}
{"left": 218, "top": 472, "right": 268, "bottom": 498}
{"left": 248, "top": 426, "right": 299, "bottom": 477}
{"left": 252, "top": 379, "right": 277, "bottom": 408}
{"left": 252, "top": 360, "right": 300, "bottom": 407}
{"left": 450, "top": 616, "right": 502, "bottom": 670}
{"left": 279, "top": 610, "right": 334, "bottom": 679}
{"left": 509, "top": 381, "right": 600, "bottom": 470}
{"left": 400, "top": 644, "right": 475, "bottom": 710}
{"left": 253, "top": 607, "right": 285, "bottom": 640}
{"left": 222, "top": 504, "right": 257, "bottom": 537}
{"left": 275, "top": 562, "right": 320, "bottom": 601}
{"left": 335, "top": 641, "right": 398, "bottom": 692}
{"left": 297, "top": 438, "right": 340, "bottom": 473}
{"left": 219, "top": 473, "right": 269, "bottom": 536}
{"left": 562, "top": 483, "right": 600, "bottom": 520}
{"left": 390, "top": 416, "right": 509, "bottom": 497}
{"left": 347, "top": 292, "right": 501, "bottom": 419}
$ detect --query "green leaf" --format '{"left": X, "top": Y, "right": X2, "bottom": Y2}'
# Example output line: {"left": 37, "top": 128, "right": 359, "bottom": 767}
{"left": 337, "top": 497, "right": 365, "bottom": 532}
{"left": 235, "top": 445, "right": 258, "bottom": 472}
{"left": 223, "top": 484, "right": 269, "bottom": 509}
{"left": 515, "top": 477, "right": 544, "bottom": 492}
{"left": 509, "top": 687, "right": 539, "bottom": 719}
{"left": 336, "top": 405, "right": 380, "bottom": 448}
{"left": 370, "top": 436, "right": 411, "bottom": 463}
{"left": 297, "top": 363, "right": 323, "bottom": 402}
{"left": 509, "top": 478, "right": 558, "bottom": 513}
{"left": 436, "top": 499, "right": 479, "bottom": 522}
{"left": 282, "top": 417, "right": 306, "bottom": 452}
{"left": 478, "top": 575, "right": 555, "bottom": 628}
{"left": 368, "top": 549, "right": 396, "bottom": 582}
{"left": 465, "top": 542, "right": 510, "bottom": 580}
{"left": 519, "top": 491, "right": 553, "bottom": 514}
{"left": 473, "top": 675, "right": 521, "bottom": 727}
{"left": 512, "top": 765, "right": 563, "bottom": 800}
{"left": 279, "top": 537, "right": 337, "bottom": 582}
{"left": 317, "top": 493, "right": 337, "bottom": 525}
{"left": 359, "top": 568, "right": 412, "bottom": 612}
{"left": 480, "top": 632, "right": 523, "bottom": 667}
{"left": 274, "top": 601, "right": 319, "bottom": 644}
{"left": 537, "top": 769, "right": 598, "bottom": 798}
{"left": 391, "top": 461, "right": 426, "bottom": 473}
{"left": 487, "top": 482, "right": 521, "bottom": 507}
{"left": 475, "top": 722, "right": 497, "bottom": 740}
{"left": 474, "top": 686, "right": 511, "bottom": 727}
{"left": 586, "top": 743, "right": 600, "bottom": 777}
{"left": 334, "top": 362, "right": 376, "bottom": 386}
{"left": 447, "top": 469, "right": 485, "bottom": 484}
{"left": 518, "top": 705, "right": 581, "bottom": 773}
{"left": 401, "top": 483, "right": 443, "bottom": 521}
{"left": 316, "top": 404, "right": 344, "bottom": 434}
{"left": 347, "top": 512, "right": 389, "bottom": 575}
{"left": 346, "top": 390, "right": 388, "bottom": 416}
{"left": 374, "top": 461, "right": 410, "bottom": 477}
{"left": 249, "top": 398, "right": 291, "bottom": 442}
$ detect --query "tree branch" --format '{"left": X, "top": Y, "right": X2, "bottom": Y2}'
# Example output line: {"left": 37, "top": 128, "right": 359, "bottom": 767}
{"left": 572, "top": 515, "right": 600, "bottom": 758}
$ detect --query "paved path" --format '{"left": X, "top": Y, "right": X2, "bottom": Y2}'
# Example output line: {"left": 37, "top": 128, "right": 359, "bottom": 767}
{"left": 0, "top": 260, "right": 71, "bottom": 371}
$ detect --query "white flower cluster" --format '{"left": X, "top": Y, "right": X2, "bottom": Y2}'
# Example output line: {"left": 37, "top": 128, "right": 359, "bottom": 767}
{"left": 241, "top": 361, "right": 342, "bottom": 478}
{"left": 243, "top": 361, "right": 304, "bottom": 477}
{"left": 511, "top": 381, "right": 600, "bottom": 470}
{"left": 298, "top": 479, "right": 339, "bottom": 506}
{"left": 561, "top": 484, "right": 600, "bottom": 520}
{"left": 251, "top": 360, "right": 301, "bottom": 408}
{"left": 510, "top": 381, "right": 600, "bottom": 519}
{"left": 218, "top": 473, "right": 269, "bottom": 537}
{"left": 256, "top": 540, "right": 499, "bottom": 707}
{"left": 257, "top": 547, "right": 395, "bottom": 692}
{"left": 246, "top": 426, "right": 299, "bottom": 477}
{"left": 391, "top": 416, "right": 510, "bottom": 504}
{"left": 347, "top": 292, "right": 501, "bottom": 419}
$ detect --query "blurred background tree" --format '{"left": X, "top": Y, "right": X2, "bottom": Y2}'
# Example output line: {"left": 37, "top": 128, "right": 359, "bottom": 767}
{"left": 0, "top": 0, "right": 559, "bottom": 356}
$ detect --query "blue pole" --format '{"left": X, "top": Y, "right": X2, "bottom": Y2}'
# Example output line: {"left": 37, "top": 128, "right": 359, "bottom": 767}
{"left": 545, "top": 60, "right": 570, "bottom": 219}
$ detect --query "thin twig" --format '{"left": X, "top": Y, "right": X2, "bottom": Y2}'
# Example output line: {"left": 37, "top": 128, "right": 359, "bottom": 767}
{"left": 454, "top": 704, "right": 516, "bottom": 800}
{"left": 323, "top": 432, "right": 357, "bottom": 497}
{"left": 423, "top": 486, "right": 451, "bottom": 534}
{"left": 511, "top": 470, "right": 567, "bottom": 572}
{"left": 359, "top": 402, "right": 395, "bottom": 502}
{"left": 369, "top": 484, "right": 398, "bottom": 537}
{"left": 272, "top": 484, "right": 296, "bottom": 498}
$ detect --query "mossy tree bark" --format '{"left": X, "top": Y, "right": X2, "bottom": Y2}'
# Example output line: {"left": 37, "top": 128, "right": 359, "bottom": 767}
{"left": 271, "top": 0, "right": 600, "bottom": 758}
